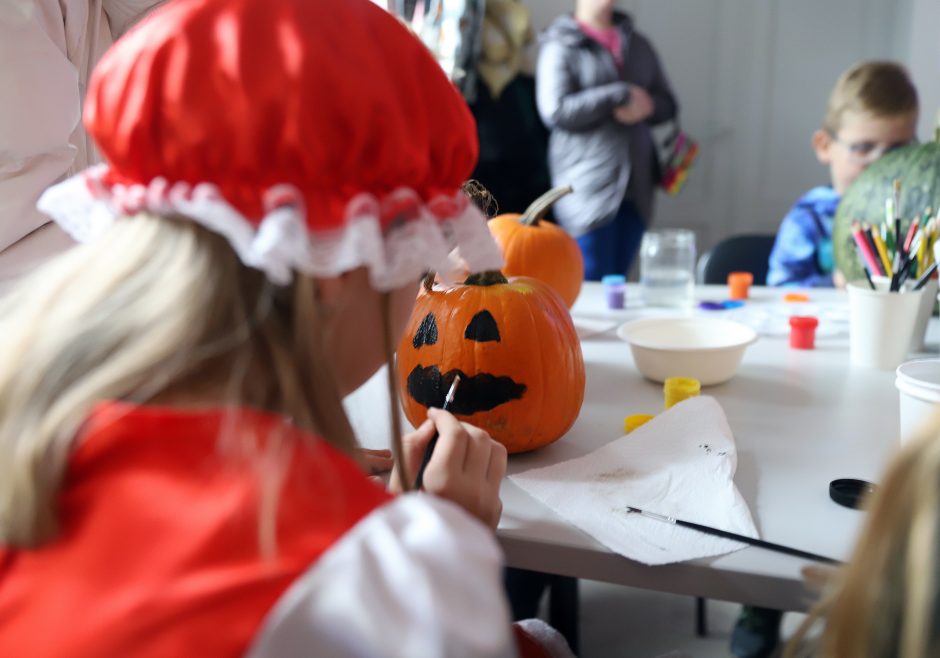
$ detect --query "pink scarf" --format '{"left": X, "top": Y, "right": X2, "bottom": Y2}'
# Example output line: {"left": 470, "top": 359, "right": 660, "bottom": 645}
{"left": 577, "top": 21, "right": 623, "bottom": 69}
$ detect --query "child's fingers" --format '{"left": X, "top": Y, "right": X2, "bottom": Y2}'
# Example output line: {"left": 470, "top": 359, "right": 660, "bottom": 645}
{"left": 417, "top": 411, "right": 505, "bottom": 529}
{"left": 488, "top": 499, "right": 504, "bottom": 530}
{"left": 389, "top": 419, "right": 434, "bottom": 492}
{"left": 460, "top": 424, "right": 494, "bottom": 479}
{"left": 401, "top": 418, "right": 435, "bottom": 460}
{"left": 801, "top": 565, "right": 838, "bottom": 595}
{"left": 486, "top": 441, "right": 508, "bottom": 484}
{"left": 404, "top": 418, "right": 435, "bottom": 442}
{"left": 357, "top": 448, "right": 394, "bottom": 474}
{"left": 426, "top": 408, "right": 469, "bottom": 471}
{"left": 481, "top": 444, "right": 507, "bottom": 529}
{"left": 360, "top": 448, "right": 392, "bottom": 457}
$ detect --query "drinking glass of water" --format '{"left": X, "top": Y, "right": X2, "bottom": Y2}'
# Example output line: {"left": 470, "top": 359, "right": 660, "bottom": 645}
{"left": 640, "top": 229, "right": 696, "bottom": 308}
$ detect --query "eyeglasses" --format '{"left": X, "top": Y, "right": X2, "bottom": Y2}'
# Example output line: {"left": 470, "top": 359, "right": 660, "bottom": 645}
{"left": 827, "top": 130, "right": 918, "bottom": 164}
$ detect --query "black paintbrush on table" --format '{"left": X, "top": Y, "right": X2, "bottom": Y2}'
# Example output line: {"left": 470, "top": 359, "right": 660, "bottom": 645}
{"left": 626, "top": 506, "right": 841, "bottom": 565}
{"left": 413, "top": 375, "right": 461, "bottom": 490}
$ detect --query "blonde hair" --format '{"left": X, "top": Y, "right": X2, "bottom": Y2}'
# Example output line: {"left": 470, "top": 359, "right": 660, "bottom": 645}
{"left": 0, "top": 214, "right": 369, "bottom": 548}
{"left": 823, "top": 61, "right": 918, "bottom": 134}
{"left": 785, "top": 409, "right": 940, "bottom": 658}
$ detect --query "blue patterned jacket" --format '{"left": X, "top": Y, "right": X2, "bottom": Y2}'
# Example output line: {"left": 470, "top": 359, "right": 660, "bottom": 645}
{"left": 767, "top": 186, "right": 840, "bottom": 287}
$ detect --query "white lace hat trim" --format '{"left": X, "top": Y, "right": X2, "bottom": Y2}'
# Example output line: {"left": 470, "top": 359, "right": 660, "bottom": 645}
{"left": 37, "top": 165, "right": 504, "bottom": 289}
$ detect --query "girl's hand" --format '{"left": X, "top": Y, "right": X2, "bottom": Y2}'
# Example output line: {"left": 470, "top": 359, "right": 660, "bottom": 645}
{"left": 389, "top": 409, "right": 507, "bottom": 531}
{"left": 801, "top": 565, "right": 839, "bottom": 595}
{"left": 357, "top": 448, "right": 394, "bottom": 474}
{"left": 613, "top": 86, "right": 653, "bottom": 125}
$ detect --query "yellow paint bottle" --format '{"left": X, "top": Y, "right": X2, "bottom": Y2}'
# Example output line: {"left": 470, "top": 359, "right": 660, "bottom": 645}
{"left": 664, "top": 376, "right": 701, "bottom": 409}
{"left": 624, "top": 414, "right": 655, "bottom": 433}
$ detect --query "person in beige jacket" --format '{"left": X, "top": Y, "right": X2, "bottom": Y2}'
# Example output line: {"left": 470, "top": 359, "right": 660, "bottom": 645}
{"left": 0, "top": 0, "right": 162, "bottom": 287}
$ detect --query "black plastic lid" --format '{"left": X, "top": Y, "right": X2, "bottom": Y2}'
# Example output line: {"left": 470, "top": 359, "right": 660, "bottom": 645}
{"left": 829, "top": 478, "right": 877, "bottom": 509}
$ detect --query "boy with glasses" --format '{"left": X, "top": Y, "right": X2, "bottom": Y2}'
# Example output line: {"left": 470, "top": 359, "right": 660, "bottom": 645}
{"left": 738, "top": 60, "right": 919, "bottom": 658}
{"left": 767, "top": 61, "right": 918, "bottom": 288}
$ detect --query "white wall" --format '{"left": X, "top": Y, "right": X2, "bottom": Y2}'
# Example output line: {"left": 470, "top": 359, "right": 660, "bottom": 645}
{"left": 907, "top": 0, "right": 940, "bottom": 138}
{"left": 523, "top": 0, "right": 935, "bottom": 256}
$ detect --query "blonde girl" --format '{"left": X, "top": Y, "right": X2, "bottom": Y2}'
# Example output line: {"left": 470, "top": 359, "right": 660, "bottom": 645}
{"left": 0, "top": 0, "right": 571, "bottom": 656}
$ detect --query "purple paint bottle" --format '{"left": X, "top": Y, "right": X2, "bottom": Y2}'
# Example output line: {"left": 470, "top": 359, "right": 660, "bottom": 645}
{"left": 602, "top": 274, "right": 626, "bottom": 309}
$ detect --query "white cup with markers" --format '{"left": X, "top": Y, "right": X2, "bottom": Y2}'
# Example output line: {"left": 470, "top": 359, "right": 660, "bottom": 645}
{"left": 847, "top": 281, "right": 925, "bottom": 369}
{"left": 871, "top": 273, "right": 938, "bottom": 352}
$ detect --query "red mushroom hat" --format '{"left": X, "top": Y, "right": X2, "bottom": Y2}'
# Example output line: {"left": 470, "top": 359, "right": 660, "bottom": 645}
{"left": 38, "top": 0, "right": 501, "bottom": 286}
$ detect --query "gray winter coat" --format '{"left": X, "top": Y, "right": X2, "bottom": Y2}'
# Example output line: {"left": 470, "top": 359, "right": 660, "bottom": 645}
{"left": 536, "top": 12, "right": 678, "bottom": 236}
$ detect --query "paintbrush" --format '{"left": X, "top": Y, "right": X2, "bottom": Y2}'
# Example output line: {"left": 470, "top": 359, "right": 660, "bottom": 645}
{"left": 625, "top": 506, "right": 840, "bottom": 564}
{"left": 414, "top": 375, "right": 461, "bottom": 490}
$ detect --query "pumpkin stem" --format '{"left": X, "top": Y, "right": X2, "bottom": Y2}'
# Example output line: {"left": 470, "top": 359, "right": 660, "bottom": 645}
{"left": 519, "top": 185, "right": 574, "bottom": 226}
{"left": 421, "top": 271, "right": 436, "bottom": 292}
{"left": 464, "top": 270, "right": 509, "bottom": 286}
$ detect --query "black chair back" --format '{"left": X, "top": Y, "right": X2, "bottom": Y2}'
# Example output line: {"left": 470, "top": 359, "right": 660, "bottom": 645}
{"left": 697, "top": 234, "right": 776, "bottom": 285}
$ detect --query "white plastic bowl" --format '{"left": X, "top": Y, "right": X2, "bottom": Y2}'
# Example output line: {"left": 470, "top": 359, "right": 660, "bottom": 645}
{"left": 616, "top": 317, "right": 758, "bottom": 385}
{"left": 896, "top": 359, "right": 940, "bottom": 442}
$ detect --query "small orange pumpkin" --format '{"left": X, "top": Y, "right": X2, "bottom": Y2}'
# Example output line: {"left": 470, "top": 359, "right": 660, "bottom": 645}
{"left": 397, "top": 270, "right": 585, "bottom": 454}
{"left": 488, "top": 186, "right": 584, "bottom": 308}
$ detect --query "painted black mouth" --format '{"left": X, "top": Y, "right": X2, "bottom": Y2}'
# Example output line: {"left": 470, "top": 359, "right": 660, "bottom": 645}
{"left": 406, "top": 365, "right": 527, "bottom": 415}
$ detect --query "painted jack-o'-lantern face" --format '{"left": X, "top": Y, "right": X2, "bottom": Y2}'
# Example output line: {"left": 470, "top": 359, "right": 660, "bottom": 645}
{"left": 406, "top": 309, "right": 527, "bottom": 414}
{"left": 397, "top": 271, "right": 586, "bottom": 454}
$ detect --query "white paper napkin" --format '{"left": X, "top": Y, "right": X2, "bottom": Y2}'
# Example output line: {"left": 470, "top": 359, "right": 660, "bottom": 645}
{"left": 510, "top": 396, "right": 757, "bottom": 565}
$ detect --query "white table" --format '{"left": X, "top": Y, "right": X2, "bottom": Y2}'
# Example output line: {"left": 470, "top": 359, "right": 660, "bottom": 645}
{"left": 497, "top": 283, "right": 921, "bottom": 612}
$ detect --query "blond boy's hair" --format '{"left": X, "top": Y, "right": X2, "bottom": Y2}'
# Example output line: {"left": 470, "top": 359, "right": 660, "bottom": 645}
{"left": 823, "top": 61, "right": 918, "bottom": 134}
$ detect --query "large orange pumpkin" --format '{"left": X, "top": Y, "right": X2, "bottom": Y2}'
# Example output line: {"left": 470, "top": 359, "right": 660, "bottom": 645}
{"left": 397, "top": 271, "right": 585, "bottom": 454}
{"left": 488, "top": 186, "right": 584, "bottom": 308}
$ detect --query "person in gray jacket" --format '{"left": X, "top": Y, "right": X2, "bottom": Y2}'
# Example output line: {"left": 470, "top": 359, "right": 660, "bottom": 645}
{"left": 536, "top": 0, "right": 678, "bottom": 279}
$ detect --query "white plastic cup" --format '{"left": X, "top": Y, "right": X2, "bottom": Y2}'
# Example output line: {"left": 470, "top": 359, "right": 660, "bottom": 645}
{"left": 848, "top": 281, "right": 925, "bottom": 369}
{"left": 910, "top": 276, "right": 938, "bottom": 352}
{"left": 871, "top": 274, "right": 938, "bottom": 352}
{"left": 896, "top": 359, "right": 940, "bottom": 442}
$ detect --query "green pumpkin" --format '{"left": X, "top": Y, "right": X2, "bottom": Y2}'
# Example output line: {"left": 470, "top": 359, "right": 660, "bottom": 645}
{"left": 833, "top": 132, "right": 940, "bottom": 283}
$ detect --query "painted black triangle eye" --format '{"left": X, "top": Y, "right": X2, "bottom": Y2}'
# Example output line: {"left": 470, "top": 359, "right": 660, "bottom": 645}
{"left": 465, "top": 310, "right": 500, "bottom": 342}
{"left": 413, "top": 312, "right": 438, "bottom": 348}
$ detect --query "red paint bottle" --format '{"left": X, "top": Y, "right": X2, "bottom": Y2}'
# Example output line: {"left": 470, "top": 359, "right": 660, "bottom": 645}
{"left": 789, "top": 316, "right": 819, "bottom": 350}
